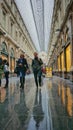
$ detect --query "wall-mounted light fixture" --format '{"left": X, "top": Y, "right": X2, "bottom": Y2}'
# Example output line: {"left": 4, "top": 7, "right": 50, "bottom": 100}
{"left": 0, "top": 29, "right": 6, "bottom": 36}
{"left": 52, "top": 44, "right": 56, "bottom": 47}
{"left": 55, "top": 29, "right": 62, "bottom": 32}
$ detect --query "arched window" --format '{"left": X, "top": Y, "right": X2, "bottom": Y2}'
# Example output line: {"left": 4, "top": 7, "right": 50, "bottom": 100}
{"left": 10, "top": 48, "right": 14, "bottom": 57}
{"left": 2, "top": 42, "right": 7, "bottom": 52}
{"left": 1, "top": 42, "right": 8, "bottom": 60}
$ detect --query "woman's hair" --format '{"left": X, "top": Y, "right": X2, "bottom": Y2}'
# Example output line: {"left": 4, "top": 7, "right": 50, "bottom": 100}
{"left": 20, "top": 54, "right": 24, "bottom": 58}
{"left": 3, "top": 59, "right": 9, "bottom": 66}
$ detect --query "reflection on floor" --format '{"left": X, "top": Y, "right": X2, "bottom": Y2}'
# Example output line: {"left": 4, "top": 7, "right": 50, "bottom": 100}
{"left": 0, "top": 75, "right": 73, "bottom": 130}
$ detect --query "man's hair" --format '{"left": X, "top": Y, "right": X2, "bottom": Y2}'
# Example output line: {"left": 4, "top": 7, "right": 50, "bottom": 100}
{"left": 34, "top": 52, "right": 38, "bottom": 57}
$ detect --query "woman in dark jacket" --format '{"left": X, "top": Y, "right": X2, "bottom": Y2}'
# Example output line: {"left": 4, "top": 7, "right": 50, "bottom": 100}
{"left": 17, "top": 54, "right": 29, "bottom": 89}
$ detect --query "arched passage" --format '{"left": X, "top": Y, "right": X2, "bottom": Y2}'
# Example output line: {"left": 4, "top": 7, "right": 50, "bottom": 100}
{"left": 1, "top": 42, "right": 8, "bottom": 60}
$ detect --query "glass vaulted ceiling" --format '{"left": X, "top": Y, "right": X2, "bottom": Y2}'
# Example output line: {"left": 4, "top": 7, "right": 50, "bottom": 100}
{"left": 15, "top": 0, "right": 54, "bottom": 53}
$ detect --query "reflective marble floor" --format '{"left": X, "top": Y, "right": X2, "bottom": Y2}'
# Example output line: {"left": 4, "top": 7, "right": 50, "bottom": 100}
{"left": 0, "top": 74, "right": 73, "bottom": 130}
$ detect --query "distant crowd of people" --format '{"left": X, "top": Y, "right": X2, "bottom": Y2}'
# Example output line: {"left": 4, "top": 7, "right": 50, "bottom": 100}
{"left": 0, "top": 52, "right": 43, "bottom": 89}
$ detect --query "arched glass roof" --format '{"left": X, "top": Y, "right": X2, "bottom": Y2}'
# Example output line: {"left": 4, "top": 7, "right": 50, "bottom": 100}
{"left": 15, "top": 0, "right": 54, "bottom": 53}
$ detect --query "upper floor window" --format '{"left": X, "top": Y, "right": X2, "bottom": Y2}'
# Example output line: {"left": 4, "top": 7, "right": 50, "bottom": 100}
{"left": 19, "top": 31, "right": 22, "bottom": 43}
{"left": 11, "top": 0, "right": 13, "bottom": 10}
{"left": 11, "top": 0, "right": 13, "bottom": 6}
{"left": 23, "top": 37, "right": 25, "bottom": 43}
{"left": 15, "top": 7, "right": 17, "bottom": 18}
{"left": 2, "top": 10, "right": 6, "bottom": 28}
{"left": 15, "top": 31, "right": 18, "bottom": 41}
{"left": 10, "top": 18, "right": 14, "bottom": 36}
{"left": 10, "top": 48, "right": 14, "bottom": 57}
{"left": 65, "top": 0, "right": 70, "bottom": 8}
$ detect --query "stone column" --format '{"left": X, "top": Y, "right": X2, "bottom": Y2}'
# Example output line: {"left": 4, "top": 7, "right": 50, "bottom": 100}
{"left": 8, "top": 45, "right": 11, "bottom": 72}
{"left": 0, "top": 3, "right": 3, "bottom": 55}
{"left": 0, "top": 2, "right": 3, "bottom": 25}
{"left": 60, "top": 54, "right": 62, "bottom": 77}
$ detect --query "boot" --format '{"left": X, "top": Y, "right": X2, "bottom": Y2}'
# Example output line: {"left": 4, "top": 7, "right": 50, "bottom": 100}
{"left": 20, "top": 77, "right": 23, "bottom": 88}
{"left": 0, "top": 79, "right": 1, "bottom": 87}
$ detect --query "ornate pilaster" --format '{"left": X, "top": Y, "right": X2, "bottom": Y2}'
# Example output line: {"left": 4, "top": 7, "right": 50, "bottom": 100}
{"left": 70, "top": 11, "right": 73, "bottom": 81}
{"left": 63, "top": 48, "right": 67, "bottom": 79}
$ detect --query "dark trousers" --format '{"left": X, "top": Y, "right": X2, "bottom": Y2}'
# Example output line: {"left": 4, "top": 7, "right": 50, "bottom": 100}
{"left": 0, "top": 79, "right": 1, "bottom": 86}
{"left": 20, "top": 75, "right": 25, "bottom": 88}
{"left": 33, "top": 70, "right": 42, "bottom": 87}
{"left": 5, "top": 72, "right": 9, "bottom": 86}
{"left": 19, "top": 70, "right": 26, "bottom": 88}
{"left": 20, "top": 77, "right": 25, "bottom": 85}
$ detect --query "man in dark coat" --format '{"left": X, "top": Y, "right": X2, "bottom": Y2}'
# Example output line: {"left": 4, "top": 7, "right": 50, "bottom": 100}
{"left": 32, "top": 52, "right": 43, "bottom": 88}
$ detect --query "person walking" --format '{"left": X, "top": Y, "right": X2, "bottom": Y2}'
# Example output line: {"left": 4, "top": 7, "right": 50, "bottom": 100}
{"left": 3, "top": 59, "right": 9, "bottom": 88}
{"left": 32, "top": 52, "right": 43, "bottom": 88}
{"left": 0, "top": 57, "right": 4, "bottom": 87}
{"left": 17, "top": 54, "right": 29, "bottom": 89}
